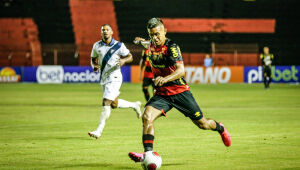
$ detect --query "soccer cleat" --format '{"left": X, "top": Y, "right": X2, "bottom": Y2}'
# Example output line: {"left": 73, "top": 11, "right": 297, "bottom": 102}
{"left": 128, "top": 152, "right": 144, "bottom": 162}
{"left": 134, "top": 101, "right": 142, "bottom": 119}
{"left": 88, "top": 131, "right": 100, "bottom": 139}
{"left": 219, "top": 123, "right": 231, "bottom": 147}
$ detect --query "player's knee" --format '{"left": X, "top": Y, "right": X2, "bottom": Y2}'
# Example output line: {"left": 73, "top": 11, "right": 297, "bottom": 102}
{"left": 142, "top": 111, "right": 153, "bottom": 125}
{"left": 111, "top": 102, "right": 118, "bottom": 109}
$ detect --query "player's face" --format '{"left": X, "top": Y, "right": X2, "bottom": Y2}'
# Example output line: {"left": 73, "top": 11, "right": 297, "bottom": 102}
{"left": 148, "top": 25, "right": 166, "bottom": 47}
{"left": 264, "top": 47, "right": 269, "bottom": 54}
{"left": 101, "top": 25, "right": 113, "bottom": 40}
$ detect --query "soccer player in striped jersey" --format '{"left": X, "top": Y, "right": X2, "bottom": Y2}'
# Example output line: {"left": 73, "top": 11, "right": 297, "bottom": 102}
{"left": 129, "top": 18, "right": 231, "bottom": 162}
{"left": 88, "top": 24, "right": 142, "bottom": 139}
{"left": 139, "top": 49, "right": 154, "bottom": 101}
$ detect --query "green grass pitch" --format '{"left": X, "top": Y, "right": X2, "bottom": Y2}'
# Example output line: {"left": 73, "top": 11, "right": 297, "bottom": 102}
{"left": 0, "top": 83, "right": 300, "bottom": 170}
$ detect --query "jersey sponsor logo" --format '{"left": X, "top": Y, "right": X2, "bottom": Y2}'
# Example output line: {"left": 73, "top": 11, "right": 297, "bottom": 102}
{"left": 170, "top": 47, "right": 179, "bottom": 58}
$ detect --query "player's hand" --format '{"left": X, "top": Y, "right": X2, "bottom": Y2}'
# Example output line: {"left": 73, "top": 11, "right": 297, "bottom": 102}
{"left": 117, "top": 58, "right": 126, "bottom": 67}
{"left": 154, "top": 76, "right": 168, "bottom": 87}
{"left": 133, "top": 37, "right": 146, "bottom": 45}
{"left": 93, "top": 65, "right": 100, "bottom": 72}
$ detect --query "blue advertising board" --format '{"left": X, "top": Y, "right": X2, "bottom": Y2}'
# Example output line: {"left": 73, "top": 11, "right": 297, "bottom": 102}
{"left": 244, "top": 66, "right": 300, "bottom": 83}
{"left": 22, "top": 66, "right": 131, "bottom": 83}
{"left": 0, "top": 66, "right": 22, "bottom": 83}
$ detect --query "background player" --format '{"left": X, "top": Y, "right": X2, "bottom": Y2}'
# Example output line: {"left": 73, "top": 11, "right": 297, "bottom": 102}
{"left": 260, "top": 46, "right": 274, "bottom": 89}
{"left": 88, "top": 24, "right": 142, "bottom": 139}
{"left": 128, "top": 18, "right": 231, "bottom": 162}
{"left": 139, "top": 49, "right": 154, "bottom": 101}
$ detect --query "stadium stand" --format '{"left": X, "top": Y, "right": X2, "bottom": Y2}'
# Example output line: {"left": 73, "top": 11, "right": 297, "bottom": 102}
{"left": 1, "top": 0, "right": 299, "bottom": 66}
{"left": 69, "top": 0, "right": 120, "bottom": 66}
{"left": 0, "top": 18, "right": 42, "bottom": 66}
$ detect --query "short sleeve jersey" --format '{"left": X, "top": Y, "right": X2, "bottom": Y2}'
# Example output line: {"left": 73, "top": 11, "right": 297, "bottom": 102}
{"left": 146, "top": 38, "right": 189, "bottom": 95}
{"left": 91, "top": 38, "right": 129, "bottom": 84}
{"left": 142, "top": 50, "right": 154, "bottom": 79}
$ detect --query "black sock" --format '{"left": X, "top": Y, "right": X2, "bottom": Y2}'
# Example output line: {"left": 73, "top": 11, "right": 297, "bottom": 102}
{"left": 264, "top": 77, "right": 267, "bottom": 88}
{"left": 143, "top": 89, "right": 150, "bottom": 101}
{"left": 143, "top": 134, "right": 154, "bottom": 152}
{"left": 214, "top": 121, "right": 224, "bottom": 134}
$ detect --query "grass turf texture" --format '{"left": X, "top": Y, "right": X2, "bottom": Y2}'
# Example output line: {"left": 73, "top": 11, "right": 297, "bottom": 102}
{"left": 0, "top": 83, "right": 299, "bottom": 170}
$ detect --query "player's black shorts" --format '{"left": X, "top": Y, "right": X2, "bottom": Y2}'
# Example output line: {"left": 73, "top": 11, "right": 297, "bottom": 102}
{"left": 263, "top": 66, "right": 272, "bottom": 77}
{"left": 145, "top": 90, "right": 203, "bottom": 120}
{"left": 143, "top": 77, "right": 154, "bottom": 88}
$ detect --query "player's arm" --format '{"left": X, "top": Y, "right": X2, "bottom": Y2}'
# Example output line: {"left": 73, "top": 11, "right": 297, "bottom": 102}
{"left": 91, "top": 48, "right": 100, "bottom": 72}
{"left": 134, "top": 37, "right": 150, "bottom": 49}
{"left": 119, "top": 53, "right": 133, "bottom": 67}
{"left": 260, "top": 54, "right": 265, "bottom": 66}
{"left": 139, "top": 57, "right": 145, "bottom": 81}
{"left": 154, "top": 62, "right": 184, "bottom": 87}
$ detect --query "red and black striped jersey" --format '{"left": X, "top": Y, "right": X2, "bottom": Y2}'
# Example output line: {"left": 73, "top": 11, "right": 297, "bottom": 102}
{"left": 142, "top": 50, "right": 154, "bottom": 79}
{"left": 146, "top": 38, "right": 189, "bottom": 96}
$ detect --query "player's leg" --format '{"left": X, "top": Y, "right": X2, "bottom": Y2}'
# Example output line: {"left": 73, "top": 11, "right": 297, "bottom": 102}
{"left": 263, "top": 68, "right": 268, "bottom": 88}
{"left": 88, "top": 98, "right": 113, "bottom": 139}
{"left": 172, "top": 91, "right": 231, "bottom": 146}
{"left": 129, "top": 95, "right": 172, "bottom": 162}
{"left": 266, "top": 66, "right": 272, "bottom": 88}
{"left": 142, "top": 86, "right": 150, "bottom": 101}
{"left": 109, "top": 81, "right": 142, "bottom": 118}
{"left": 88, "top": 82, "right": 117, "bottom": 139}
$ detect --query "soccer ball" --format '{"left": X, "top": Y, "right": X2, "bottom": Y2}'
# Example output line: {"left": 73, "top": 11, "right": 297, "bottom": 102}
{"left": 141, "top": 151, "right": 162, "bottom": 170}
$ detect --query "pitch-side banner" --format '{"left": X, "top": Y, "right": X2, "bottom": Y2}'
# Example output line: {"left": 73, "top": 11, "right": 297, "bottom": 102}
{"left": 0, "top": 66, "right": 22, "bottom": 83}
{"left": 244, "top": 66, "right": 300, "bottom": 83}
{"left": 184, "top": 66, "right": 244, "bottom": 84}
{"left": 131, "top": 66, "right": 244, "bottom": 84}
{"left": 23, "top": 66, "right": 131, "bottom": 83}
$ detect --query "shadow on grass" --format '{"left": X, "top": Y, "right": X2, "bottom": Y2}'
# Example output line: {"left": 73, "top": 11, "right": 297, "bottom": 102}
{"left": 54, "top": 163, "right": 137, "bottom": 169}
{"left": 163, "top": 163, "right": 185, "bottom": 166}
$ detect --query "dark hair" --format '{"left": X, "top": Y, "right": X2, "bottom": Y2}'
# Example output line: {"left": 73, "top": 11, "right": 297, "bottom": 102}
{"left": 147, "top": 18, "right": 164, "bottom": 29}
{"left": 101, "top": 24, "right": 112, "bottom": 29}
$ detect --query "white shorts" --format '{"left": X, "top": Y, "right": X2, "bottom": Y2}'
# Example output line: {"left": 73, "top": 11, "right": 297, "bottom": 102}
{"left": 101, "top": 81, "right": 122, "bottom": 101}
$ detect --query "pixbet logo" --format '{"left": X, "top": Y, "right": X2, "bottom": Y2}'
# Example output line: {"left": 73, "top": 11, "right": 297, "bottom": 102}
{"left": 247, "top": 66, "right": 299, "bottom": 83}
{"left": 247, "top": 66, "right": 263, "bottom": 83}
{"left": 36, "top": 66, "right": 64, "bottom": 84}
{"left": 272, "top": 66, "right": 298, "bottom": 82}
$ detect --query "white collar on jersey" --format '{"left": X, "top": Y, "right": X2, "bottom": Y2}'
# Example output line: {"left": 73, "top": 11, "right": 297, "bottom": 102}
{"left": 99, "top": 38, "right": 116, "bottom": 46}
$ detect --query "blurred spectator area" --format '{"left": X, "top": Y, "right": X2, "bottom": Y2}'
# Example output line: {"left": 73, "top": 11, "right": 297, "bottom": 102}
{"left": 1, "top": 0, "right": 299, "bottom": 66}
{"left": 182, "top": 43, "right": 259, "bottom": 66}
{"left": 0, "top": 18, "right": 42, "bottom": 66}
{"left": 69, "top": 0, "right": 119, "bottom": 66}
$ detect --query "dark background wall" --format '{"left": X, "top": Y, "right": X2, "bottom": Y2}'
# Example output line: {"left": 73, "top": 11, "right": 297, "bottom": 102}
{"left": 114, "top": 0, "right": 300, "bottom": 65}
{"left": 1, "top": 0, "right": 300, "bottom": 65}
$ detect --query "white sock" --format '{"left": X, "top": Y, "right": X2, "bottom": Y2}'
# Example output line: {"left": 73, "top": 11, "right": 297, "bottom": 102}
{"left": 118, "top": 99, "right": 136, "bottom": 109}
{"left": 96, "top": 106, "right": 111, "bottom": 135}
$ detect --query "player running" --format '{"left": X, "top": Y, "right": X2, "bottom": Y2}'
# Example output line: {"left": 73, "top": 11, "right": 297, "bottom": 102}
{"left": 139, "top": 48, "right": 154, "bottom": 101}
{"left": 260, "top": 46, "right": 274, "bottom": 89}
{"left": 128, "top": 18, "right": 231, "bottom": 162}
{"left": 88, "top": 24, "right": 142, "bottom": 139}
